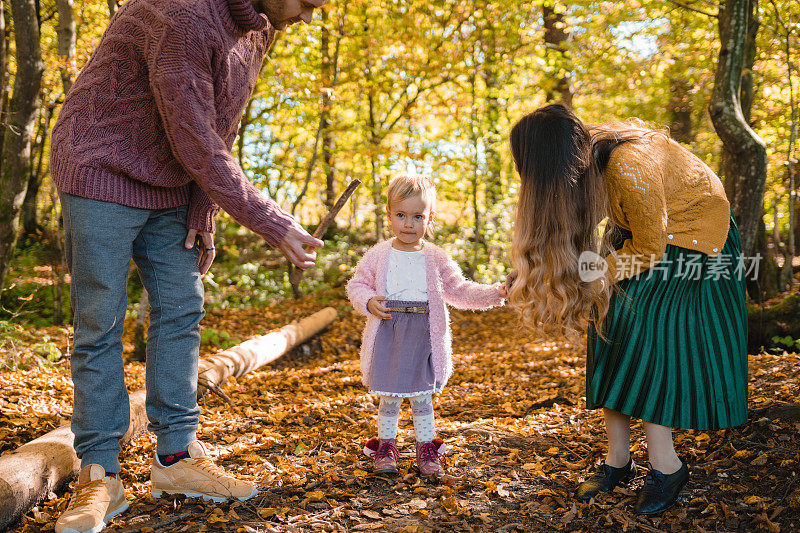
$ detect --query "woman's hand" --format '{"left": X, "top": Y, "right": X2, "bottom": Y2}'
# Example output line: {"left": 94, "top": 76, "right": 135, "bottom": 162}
{"left": 367, "top": 296, "right": 392, "bottom": 319}
{"left": 504, "top": 270, "right": 518, "bottom": 294}
{"left": 185, "top": 229, "right": 216, "bottom": 275}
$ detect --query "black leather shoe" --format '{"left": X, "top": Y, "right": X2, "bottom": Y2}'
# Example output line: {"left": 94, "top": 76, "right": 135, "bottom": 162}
{"left": 575, "top": 459, "right": 636, "bottom": 501}
{"left": 633, "top": 461, "right": 689, "bottom": 515}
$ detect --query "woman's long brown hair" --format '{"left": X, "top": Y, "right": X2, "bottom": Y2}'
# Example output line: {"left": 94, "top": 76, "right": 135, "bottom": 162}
{"left": 508, "top": 104, "right": 652, "bottom": 338}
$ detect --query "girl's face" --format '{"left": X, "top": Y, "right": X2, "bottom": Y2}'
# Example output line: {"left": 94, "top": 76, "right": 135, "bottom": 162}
{"left": 388, "top": 193, "right": 432, "bottom": 251}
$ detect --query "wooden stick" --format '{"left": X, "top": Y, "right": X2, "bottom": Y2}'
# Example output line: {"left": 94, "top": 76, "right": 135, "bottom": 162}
{"left": 289, "top": 178, "right": 361, "bottom": 286}
{"left": 196, "top": 377, "right": 235, "bottom": 405}
{"left": 124, "top": 512, "right": 192, "bottom": 533}
{"left": 313, "top": 178, "right": 361, "bottom": 239}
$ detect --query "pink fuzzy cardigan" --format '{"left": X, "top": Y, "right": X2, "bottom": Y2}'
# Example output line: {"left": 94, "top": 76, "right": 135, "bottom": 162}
{"left": 346, "top": 239, "right": 503, "bottom": 391}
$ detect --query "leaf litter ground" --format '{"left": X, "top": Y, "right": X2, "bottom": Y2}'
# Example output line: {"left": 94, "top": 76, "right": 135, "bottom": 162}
{"left": 2, "top": 288, "right": 799, "bottom": 532}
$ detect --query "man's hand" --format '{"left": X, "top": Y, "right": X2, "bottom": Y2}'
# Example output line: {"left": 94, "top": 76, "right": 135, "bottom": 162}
{"left": 185, "top": 229, "right": 216, "bottom": 275}
{"left": 367, "top": 296, "right": 392, "bottom": 320}
{"left": 278, "top": 221, "right": 324, "bottom": 270}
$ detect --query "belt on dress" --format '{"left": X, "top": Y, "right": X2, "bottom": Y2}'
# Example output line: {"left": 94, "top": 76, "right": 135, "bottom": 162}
{"left": 391, "top": 306, "right": 428, "bottom": 314}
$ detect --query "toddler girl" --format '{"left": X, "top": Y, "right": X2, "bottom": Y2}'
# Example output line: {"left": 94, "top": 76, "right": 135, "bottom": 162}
{"left": 347, "top": 173, "right": 505, "bottom": 477}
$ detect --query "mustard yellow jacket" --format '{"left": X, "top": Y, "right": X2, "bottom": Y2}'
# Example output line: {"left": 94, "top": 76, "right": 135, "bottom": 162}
{"left": 604, "top": 134, "right": 731, "bottom": 280}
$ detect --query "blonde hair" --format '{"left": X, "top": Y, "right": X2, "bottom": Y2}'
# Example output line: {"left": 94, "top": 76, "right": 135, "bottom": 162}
{"left": 508, "top": 105, "right": 666, "bottom": 339}
{"left": 386, "top": 173, "right": 437, "bottom": 238}
{"left": 507, "top": 105, "right": 656, "bottom": 339}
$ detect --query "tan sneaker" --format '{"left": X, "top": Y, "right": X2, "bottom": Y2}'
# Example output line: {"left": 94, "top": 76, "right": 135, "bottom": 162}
{"left": 55, "top": 464, "right": 129, "bottom": 533}
{"left": 150, "top": 440, "right": 257, "bottom": 502}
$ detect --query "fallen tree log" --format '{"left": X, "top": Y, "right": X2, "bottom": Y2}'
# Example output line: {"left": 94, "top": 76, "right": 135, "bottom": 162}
{"left": 747, "top": 292, "right": 800, "bottom": 352}
{"left": 197, "top": 306, "right": 337, "bottom": 392}
{"left": 0, "top": 307, "right": 337, "bottom": 530}
{"left": 0, "top": 389, "right": 146, "bottom": 532}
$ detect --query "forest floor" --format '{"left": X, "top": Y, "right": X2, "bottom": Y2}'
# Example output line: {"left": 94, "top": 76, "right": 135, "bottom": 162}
{"left": 2, "top": 287, "right": 799, "bottom": 533}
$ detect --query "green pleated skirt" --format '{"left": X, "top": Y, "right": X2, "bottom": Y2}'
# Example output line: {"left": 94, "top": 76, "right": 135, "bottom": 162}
{"left": 587, "top": 214, "right": 748, "bottom": 430}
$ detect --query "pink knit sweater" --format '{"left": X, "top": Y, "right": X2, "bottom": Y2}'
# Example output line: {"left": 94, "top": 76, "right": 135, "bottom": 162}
{"left": 346, "top": 239, "right": 504, "bottom": 391}
{"left": 50, "top": 0, "right": 293, "bottom": 246}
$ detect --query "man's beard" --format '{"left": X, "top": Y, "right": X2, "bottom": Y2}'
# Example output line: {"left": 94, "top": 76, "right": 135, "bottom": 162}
{"left": 252, "top": 0, "right": 292, "bottom": 30}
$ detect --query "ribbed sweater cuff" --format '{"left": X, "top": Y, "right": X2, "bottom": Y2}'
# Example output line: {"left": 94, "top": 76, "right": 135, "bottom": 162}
{"left": 188, "top": 204, "right": 219, "bottom": 233}
{"left": 256, "top": 200, "right": 294, "bottom": 248}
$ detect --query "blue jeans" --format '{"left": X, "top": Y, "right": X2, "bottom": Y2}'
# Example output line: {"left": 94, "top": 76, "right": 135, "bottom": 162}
{"left": 59, "top": 192, "right": 204, "bottom": 473}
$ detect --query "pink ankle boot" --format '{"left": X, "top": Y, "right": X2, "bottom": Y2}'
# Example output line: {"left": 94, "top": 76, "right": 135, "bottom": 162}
{"left": 364, "top": 438, "right": 399, "bottom": 474}
{"left": 415, "top": 438, "right": 446, "bottom": 477}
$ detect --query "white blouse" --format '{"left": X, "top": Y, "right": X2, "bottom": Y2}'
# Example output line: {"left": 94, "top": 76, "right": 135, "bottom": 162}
{"left": 386, "top": 248, "right": 428, "bottom": 302}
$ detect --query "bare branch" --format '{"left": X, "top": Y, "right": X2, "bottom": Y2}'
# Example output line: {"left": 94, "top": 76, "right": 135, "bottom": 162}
{"left": 664, "top": 0, "right": 718, "bottom": 18}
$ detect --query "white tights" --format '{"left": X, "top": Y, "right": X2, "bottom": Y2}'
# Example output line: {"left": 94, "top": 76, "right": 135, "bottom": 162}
{"left": 377, "top": 394, "right": 436, "bottom": 442}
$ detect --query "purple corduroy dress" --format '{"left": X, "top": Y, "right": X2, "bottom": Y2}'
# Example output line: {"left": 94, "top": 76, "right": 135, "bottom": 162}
{"left": 369, "top": 300, "right": 436, "bottom": 397}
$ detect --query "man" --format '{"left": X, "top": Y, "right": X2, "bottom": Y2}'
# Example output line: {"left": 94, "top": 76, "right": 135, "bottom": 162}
{"left": 51, "top": 0, "right": 327, "bottom": 531}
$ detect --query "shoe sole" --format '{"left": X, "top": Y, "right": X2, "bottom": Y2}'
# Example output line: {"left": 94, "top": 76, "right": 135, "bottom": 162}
{"left": 575, "top": 486, "right": 613, "bottom": 502}
{"left": 634, "top": 468, "right": 689, "bottom": 515}
{"left": 634, "top": 490, "right": 686, "bottom": 515}
{"left": 634, "top": 498, "right": 679, "bottom": 515}
{"left": 151, "top": 488, "right": 258, "bottom": 503}
{"left": 58, "top": 501, "right": 130, "bottom": 533}
{"left": 575, "top": 465, "right": 637, "bottom": 502}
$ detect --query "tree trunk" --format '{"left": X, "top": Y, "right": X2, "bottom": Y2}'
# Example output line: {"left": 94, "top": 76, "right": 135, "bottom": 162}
{"left": 480, "top": 16, "right": 505, "bottom": 267}
{"left": 482, "top": 20, "right": 502, "bottom": 214}
{"left": 51, "top": 270, "right": 63, "bottom": 324}
{"left": 667, "top": 78, "right": 693, "bottom": 144}
{"left": 0, "top": 307, "right": 337, "bottom": 530}
{"left": 50, "top": 186, "right": 66, "bottom": 325}
{"left": 21, "top": 164, "right": 41, "bottom": 237}
{"left": 369, "top": 135, "right": 382, "bottom": 240}
{"left": 708, "top": 0, "right": 767, "bottom": 258}
{"left": 107, "top": 0, "right": 116, "bottom": 17}
{"left": 291, "top": 3, "right": 344, "bottom": 221}
{"left": 468, "top": 42, "right": 484, "bottom": 277}
{"left": 0, "top": 0, "right": 45, "bottom": 294}
{"left": 0, "top": 425, "right": 78, "bottom": 528}
{"left": 22, "top": 102, "right": 52, "bottom": 238}
{"left": 754, "top": 216, "right": 779, "bottom": 301}
{"left": 773, "top": 0, "right": 797, "bottom": 291}
{"left": 785, "top": 162, "right": 797, "bottom": 291}
{"left": 0, "top": 1, "right": 8, "bottom": 153}
{"left": 367, "top": 89, "right": 383, "bottom": 240}
{"left": 55, "top": 0, "right": 76, "bottom": 95}
{"left": 362, "top": 10, "right": 382, "bottom": 240}
{"left": 794, "top": 201, "right": 800, "bottom": 255}
{"left": 542, "top": 1, "right": 573, "bottom": 107}
{"left": 321, "top": 8, "right": 335, "bottom": 212}
{"left": 664, "top": 17, "right": 694, "bottom": 145}
{"left": 773, "top": 196, "right": 783, "bottom": 253}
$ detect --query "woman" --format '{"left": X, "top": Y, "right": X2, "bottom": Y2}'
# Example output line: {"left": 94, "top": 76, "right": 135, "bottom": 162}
{"left": 507, "top": 104, "right": 748, "bottom": 514}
